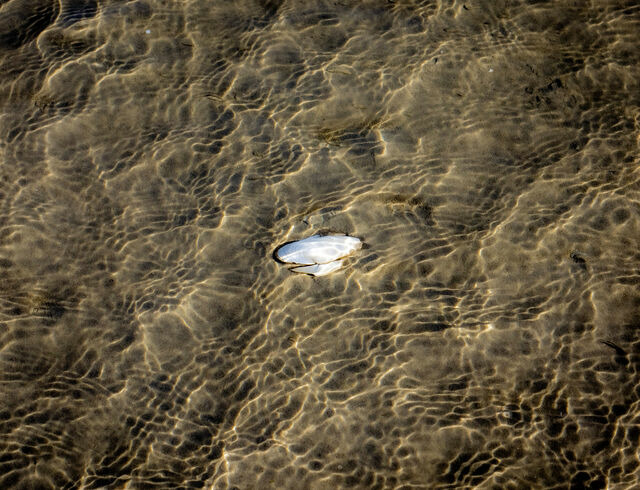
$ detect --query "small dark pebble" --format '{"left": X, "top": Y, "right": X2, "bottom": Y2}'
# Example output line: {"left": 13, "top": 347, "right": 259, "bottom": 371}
{"left": 569, "top": 251, "right": 587, "bottom": 270}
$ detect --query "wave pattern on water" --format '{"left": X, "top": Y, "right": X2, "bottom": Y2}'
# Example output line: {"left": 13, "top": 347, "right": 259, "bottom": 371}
{"left": 0, "top": 0, "right": 639, "bottom": 488}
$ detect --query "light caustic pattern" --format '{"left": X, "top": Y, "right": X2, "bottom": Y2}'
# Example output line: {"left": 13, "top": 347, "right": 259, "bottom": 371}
{"left": 0, "top": 0, "right": 639, "bottom": 488}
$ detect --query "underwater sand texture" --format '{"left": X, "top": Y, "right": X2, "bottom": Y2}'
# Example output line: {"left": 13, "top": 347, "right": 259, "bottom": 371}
{"left": 0, "top": 0, "right": 639, "bottom": 488}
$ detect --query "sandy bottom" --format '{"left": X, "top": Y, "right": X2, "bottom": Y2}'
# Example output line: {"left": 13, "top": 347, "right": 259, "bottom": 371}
{"left": 0, "top": 0, "right": 639, "bottom": 488}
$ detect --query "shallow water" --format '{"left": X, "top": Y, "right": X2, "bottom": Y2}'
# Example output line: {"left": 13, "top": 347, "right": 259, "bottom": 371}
{"left": 0, "top": 0, "right": 639, "bottom": 488}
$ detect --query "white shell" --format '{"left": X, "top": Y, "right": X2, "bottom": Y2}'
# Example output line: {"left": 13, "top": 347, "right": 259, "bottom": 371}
{"left": 276, "top": 235, "right": 361, "bottom": 265}
{"left": 275, "top": 234, "right": 362, "bottom": 276}
{"left": 290, "top": 260, "right": 344, "bottom": 276}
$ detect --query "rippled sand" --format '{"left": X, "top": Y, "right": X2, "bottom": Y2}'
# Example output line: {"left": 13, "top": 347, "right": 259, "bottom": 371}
{"left": 1, "top": 0, "right": 639, "bottom": 488}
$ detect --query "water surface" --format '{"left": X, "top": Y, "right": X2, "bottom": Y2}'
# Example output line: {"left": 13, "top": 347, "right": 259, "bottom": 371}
{"left": 0, "top": 0, "right": 639, "bottom": 488}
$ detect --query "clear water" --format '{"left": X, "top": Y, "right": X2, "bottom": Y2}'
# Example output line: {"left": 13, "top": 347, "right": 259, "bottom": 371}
{"left": 0, "top": 0, "right": 639, "bottom": 488}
